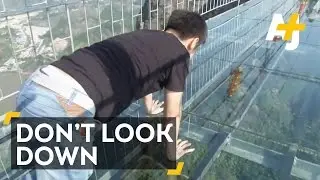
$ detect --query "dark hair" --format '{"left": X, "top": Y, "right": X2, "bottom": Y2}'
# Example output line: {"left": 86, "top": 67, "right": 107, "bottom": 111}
{"left": 165, "top": 10, "right": 208, "bottom": 46}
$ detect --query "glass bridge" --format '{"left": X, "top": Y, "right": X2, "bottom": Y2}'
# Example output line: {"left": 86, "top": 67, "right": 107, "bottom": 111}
{"left": 0, "top": 0, "right": 320, "bottom": 179}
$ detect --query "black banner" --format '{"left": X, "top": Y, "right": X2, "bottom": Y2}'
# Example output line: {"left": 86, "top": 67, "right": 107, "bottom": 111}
{"left": 11, "top": 117, "right": 177, "bottom": 170}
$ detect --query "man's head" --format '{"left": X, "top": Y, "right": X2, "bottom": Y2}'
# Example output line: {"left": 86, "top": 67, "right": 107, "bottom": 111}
{"left": 165, "top": 10, "right": 208, "bottom": 57}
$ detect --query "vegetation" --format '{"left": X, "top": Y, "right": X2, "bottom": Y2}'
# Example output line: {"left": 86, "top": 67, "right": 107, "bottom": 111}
{"left": 203, "top": 151, "right": 306, "bottom": 180}
{"left": 119, "top": 137, "right": 207, "bottom": 179}
{"left": 204, "top": 152, "right": 281, "bottom": 180}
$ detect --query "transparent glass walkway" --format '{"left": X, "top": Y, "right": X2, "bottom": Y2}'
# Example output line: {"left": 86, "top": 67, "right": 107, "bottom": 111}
{"left": 0, "top": 0, "right": 320, "bottom": 179}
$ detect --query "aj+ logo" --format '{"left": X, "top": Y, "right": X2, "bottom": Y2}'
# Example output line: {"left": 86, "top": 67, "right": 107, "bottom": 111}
{"left": 266, "top": 13, "right": 306, "bottom": 51}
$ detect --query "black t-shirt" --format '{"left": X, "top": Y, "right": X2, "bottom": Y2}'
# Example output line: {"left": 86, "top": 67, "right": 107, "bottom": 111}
{"left": 52, "top": 29, "right": 190, "bottom": 121}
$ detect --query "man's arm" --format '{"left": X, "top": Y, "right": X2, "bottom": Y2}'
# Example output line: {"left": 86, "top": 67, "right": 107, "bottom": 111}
{"left": 164, "top": 89, "right": 194, "bottom": 161}
{"left": 164, "top": 89, "right": 183, "bottom": 161}
{"left": 164, "top": 89, "right": 183, "bottom": 140}
{"left": 161, "top": 56, "right": 191, "bottom": 160}
{"left": 143, "top": 93, "right": 153, "bottom": 114}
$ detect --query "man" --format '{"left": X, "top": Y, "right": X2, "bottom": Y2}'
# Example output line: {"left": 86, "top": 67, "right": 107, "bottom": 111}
{"left": 16, "top": 9, "right": 207, "bottom": 180}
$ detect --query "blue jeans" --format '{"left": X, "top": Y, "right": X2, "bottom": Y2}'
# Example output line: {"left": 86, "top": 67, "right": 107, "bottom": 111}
{"left": 16, "top": 72, "right": 95, "bottom": 180}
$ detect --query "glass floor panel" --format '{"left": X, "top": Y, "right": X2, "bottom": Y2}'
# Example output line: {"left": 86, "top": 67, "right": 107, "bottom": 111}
{"left": 0, "top": 139, "right": 11, "bottom": 178}
{"left": 202, "top": 151, "right": 311, "bottom": 180}
{"left": 116, "top": 138, "right": 209, "bottom": 180}
{"left": 186, "top": 64, "right": 320, "bottom": 148}
{"left": 181, "top": 63, "right": 320, "bottom": 178}
{"left": 203, "top": 151, "right": 283, "bottom": 180}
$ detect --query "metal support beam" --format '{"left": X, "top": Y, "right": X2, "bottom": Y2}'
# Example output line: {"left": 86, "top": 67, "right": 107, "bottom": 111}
{"left": 191, "top": 132, "right": 229, "bottom": 180}
{"left": 225, "top": 137, "right": 320, "bottom": 180}
{"left": 292, "top": 158, "right": 320, "bottom": 180}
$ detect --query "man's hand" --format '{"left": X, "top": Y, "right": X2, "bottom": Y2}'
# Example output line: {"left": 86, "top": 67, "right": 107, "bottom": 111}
{"left": 166, "top": 139, "right": 195, "bottom": 161}
{"left": 147, "top": 100, "right": 164, "bottom": 115}
{"left": 176, "top": 139, "right": 195, "bottom": 160}
{"left": 143, "top": 93, "right": 164, "bottom": 115}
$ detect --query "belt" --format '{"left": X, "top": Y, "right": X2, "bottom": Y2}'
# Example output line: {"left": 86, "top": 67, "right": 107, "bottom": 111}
{"left": 30, "top": 66, "right": 96, "bottom": 115}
